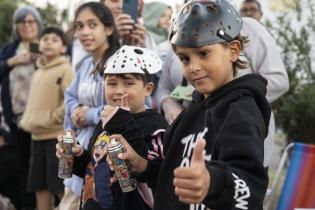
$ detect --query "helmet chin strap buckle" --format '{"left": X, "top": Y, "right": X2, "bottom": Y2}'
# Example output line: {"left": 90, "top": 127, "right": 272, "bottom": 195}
{"left": 217, "top": 29, "right": 233, "bottom": 42}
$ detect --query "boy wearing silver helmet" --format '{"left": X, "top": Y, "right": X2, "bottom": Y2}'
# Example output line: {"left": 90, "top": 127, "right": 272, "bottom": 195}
{"left": 108, "top": 1, "right": 270, "bottom": 209}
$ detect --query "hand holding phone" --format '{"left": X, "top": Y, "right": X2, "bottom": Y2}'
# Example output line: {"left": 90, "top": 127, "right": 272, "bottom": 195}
{"left": 29, "top": 43, "right": 39, "bottom": 54}
{"left": 123, "top": 0, "right": 138, "bottom": 22}
{"left": 29, "top": 43, "right": 41, "bottom": 62}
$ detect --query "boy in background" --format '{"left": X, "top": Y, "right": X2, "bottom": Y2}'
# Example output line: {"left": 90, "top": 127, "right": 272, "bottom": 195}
{"left": 20, "top": 27, "right": 73, "bottom": 210}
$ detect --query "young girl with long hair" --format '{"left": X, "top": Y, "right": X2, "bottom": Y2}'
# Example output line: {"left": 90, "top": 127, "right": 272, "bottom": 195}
{"left": 59, "top": 2, "right": 120, "bottom": 210}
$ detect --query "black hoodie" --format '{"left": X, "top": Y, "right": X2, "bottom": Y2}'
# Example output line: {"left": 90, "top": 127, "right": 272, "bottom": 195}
{"left": 144, "top": 74, "right": 271, "bottom": 210}
{"left": 73, "top": 109, "right": 168, "bottom": 210}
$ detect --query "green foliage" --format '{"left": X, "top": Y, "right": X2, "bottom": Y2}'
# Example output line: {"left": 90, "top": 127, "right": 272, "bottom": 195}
{"left": 35, "top": 2, "right": 67, "bottom": 28}
{"left": 0, "top": 0, "right": 67, "bottom": 47}
{"left": 266, "top": 0, "right": 315, "bottom": 144}
{"left": 0, "top": 0, "right": 18, "bottom": 47}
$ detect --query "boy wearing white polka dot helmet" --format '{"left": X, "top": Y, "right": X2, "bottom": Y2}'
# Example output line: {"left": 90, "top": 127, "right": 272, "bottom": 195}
{"left": 103, "top": 45, "right": 162, "bottom": 113}
{"left": 73, "top": 45, "right": 169, "bottom": 210}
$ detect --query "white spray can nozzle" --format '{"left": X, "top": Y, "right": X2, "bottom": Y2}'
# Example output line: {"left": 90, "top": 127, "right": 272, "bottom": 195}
{"left": 66, "top": 131, "right": 72, "bottom": 137}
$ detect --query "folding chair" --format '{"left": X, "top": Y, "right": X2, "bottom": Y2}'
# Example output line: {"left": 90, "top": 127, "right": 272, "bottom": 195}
{"left": 264, "top": 142, "right": 315, "bottom": 210}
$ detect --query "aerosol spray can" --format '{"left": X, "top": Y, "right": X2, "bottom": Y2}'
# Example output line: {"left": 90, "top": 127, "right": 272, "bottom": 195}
{"left": 107, "top": 139, "right": 137, "bottom": 192}
{"left": 58, "top": 131, "right": 75, "bottom": 179}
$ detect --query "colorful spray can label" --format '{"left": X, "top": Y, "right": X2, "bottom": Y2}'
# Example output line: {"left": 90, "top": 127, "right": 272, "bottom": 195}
{"left": 58, "top": 131, "right": 75, "bottom": 179}
{"left": 107, "top": 139, "right": 137, "bottom": 192}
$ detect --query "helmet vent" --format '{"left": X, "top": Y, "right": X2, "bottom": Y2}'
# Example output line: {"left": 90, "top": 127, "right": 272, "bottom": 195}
{"left": 134, "top": 49, "right": 143, "bottom": 54}
{"left": 193, "top": 34, "right": 199, "bottom": 40}
{"left": 183, "top": 5, "right": 191, "bottom": 14}
{"left": 181, "top": 33, "right": 186, "bottom": 40}
{"left": 206, "top": 3, "right": 218, "bottom": 15}
{"left": 228, "top": 25, "right": 231, "bottom": 30}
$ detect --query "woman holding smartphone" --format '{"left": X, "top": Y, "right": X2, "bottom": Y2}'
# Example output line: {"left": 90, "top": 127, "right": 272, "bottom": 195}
{"left": 101, "top": 0, "right": 157, "bottom": 50}
{"left": 0, "top": 6, "right": 43, "bottom": 210}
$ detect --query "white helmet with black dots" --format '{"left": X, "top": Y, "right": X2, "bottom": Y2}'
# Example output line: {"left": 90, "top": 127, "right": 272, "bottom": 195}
{"left": 104, "top": 45, "right": 162, "bottom": 79}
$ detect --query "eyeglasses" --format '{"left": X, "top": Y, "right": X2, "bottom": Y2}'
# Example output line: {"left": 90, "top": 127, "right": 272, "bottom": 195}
{"left": 17, "top": 20, "right": 37, "bottom": 26}
{"left": 240, "top": 8, "right": 260, "bottom": 14}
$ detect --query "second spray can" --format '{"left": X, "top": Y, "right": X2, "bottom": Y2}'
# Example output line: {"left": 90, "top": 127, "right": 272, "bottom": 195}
{"left": 107, "top": 139, "right": 137, "bottom": 192}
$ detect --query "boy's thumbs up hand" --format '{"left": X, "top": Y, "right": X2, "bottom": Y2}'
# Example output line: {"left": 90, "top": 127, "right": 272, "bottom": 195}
{"left": 101, "top": 94, "right": 130, "bottom": 128}
{"left": 120, "top": 94, "right": 130, "bottom": 111}
{"left": 191, "top": 137, "right": 206, "bottom": 166}
{"left": 173, "top": 138, "right": 211, "bottom": 204}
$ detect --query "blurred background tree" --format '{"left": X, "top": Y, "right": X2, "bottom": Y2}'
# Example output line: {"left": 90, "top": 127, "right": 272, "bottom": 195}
{"left": 0, "top": 0, "right": 67, "bottom": 47}
{"left": 35, "top": 2, "right": 67, "bottom": 29}
{"left": 266, "top": 0, "right": 315, "bottom": 144}
{"left": 0, "top": 0, "right": 18, "bottom": 46}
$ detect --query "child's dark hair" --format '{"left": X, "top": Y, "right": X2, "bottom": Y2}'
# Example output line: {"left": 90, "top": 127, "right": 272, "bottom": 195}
{"left": 221, "top": 34, "right": 249, "bottom": 76}
{"left": 40, "top": 27, "right": 67, "bottom": 46}
{"left": 242, "top": 0, "right": 262, "bottom": 11}
{"left": 74, "top": 2, "right": 120, "bottom": 76}
{"left": 104, "top": 73, "right": 151, "bottom": 86}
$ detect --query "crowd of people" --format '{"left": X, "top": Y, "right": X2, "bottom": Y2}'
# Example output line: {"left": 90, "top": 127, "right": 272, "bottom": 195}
{"left": 0, "top": 0, "right": 289, "bottom": 210}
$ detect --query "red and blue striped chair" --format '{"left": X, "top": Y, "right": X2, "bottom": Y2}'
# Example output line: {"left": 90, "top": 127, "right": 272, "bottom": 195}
{"left": 265, "top": 142, "right": 315, "bottom": 210}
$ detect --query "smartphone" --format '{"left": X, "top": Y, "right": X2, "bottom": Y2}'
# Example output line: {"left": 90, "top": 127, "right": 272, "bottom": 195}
{"left": 170, "top": 85, "right": 194, "bottom": 102}
{"left": 123, "top": 0, "right": 138, "bottom": 22}
{"left": 29, "top": 43, "right": 40, "bottom": 54}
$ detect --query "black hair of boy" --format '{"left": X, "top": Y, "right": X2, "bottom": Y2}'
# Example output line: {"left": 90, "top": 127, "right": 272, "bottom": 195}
{"left": 104, "top": 73, "right": 152, "bottom": 86}
{"left": 40, "top": 27, "right": 67, "bottom": 46}
{"left": 242, "top": 0, "right": 261, "bottom": 11}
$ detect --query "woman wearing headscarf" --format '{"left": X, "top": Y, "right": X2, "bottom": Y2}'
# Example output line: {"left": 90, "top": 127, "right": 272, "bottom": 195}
{"left": 0, "top": 6, "right": 43, "bottom": 210}
{"left": 142, "top": 2, "right": 172, "bottom": 59}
